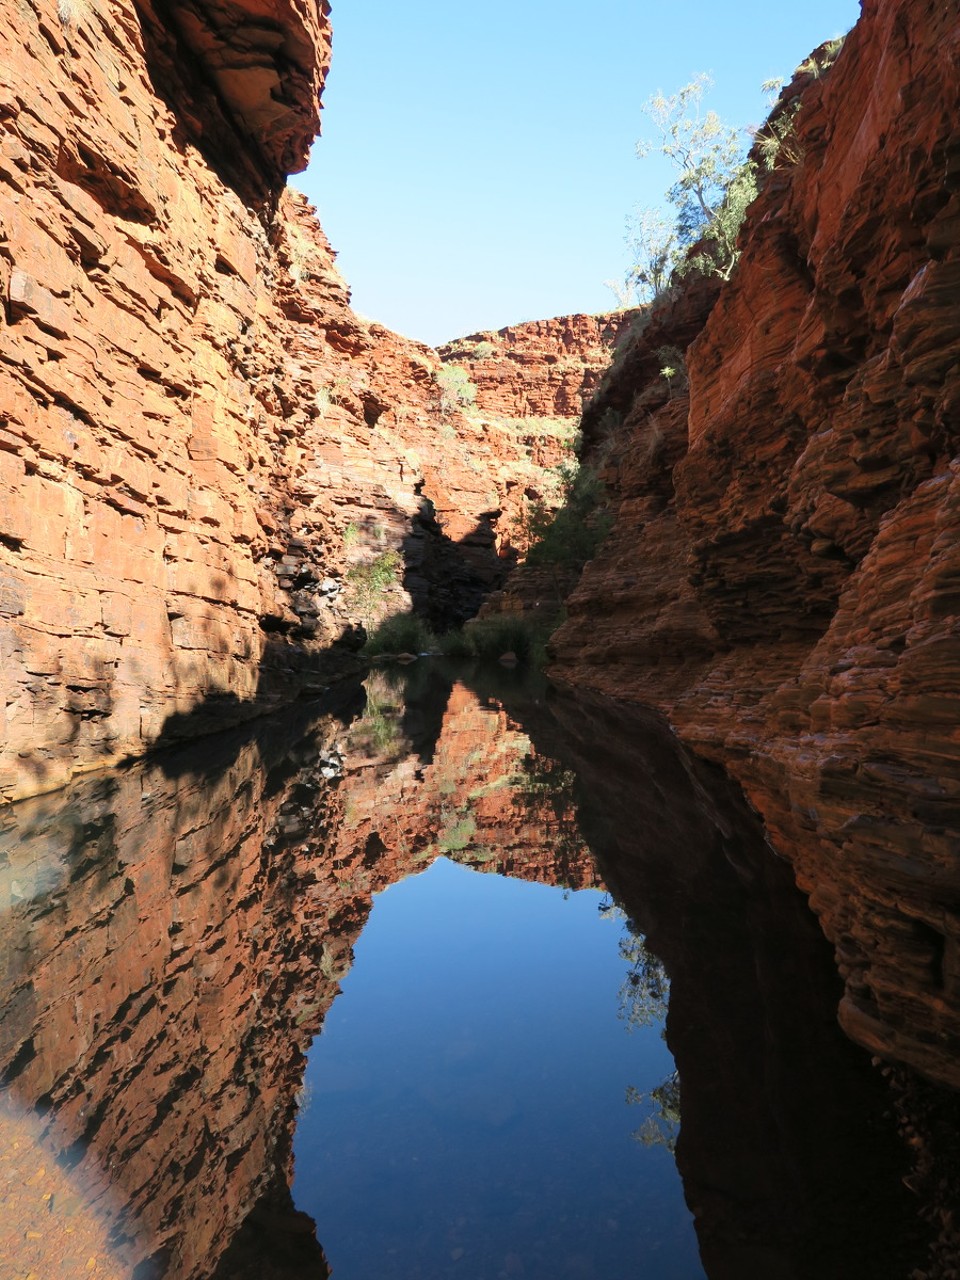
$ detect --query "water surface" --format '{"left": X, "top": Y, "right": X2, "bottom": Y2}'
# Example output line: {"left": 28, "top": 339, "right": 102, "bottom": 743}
{"left": 294, "top": 857, "right": 699, "bottom": 1279}
{"left": 0, "top": 662, "right": 948, "bottom": 1279}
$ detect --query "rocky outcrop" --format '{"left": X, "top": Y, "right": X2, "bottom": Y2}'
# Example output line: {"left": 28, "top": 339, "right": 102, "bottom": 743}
{"left": 434, "top": 313, "right": 634, "bottom": 561}
{"left": 550, "top": 0, "right": 960, "bottom": 1089}
{"left": 439, "top": 313, "right": 632, "bottom": 421}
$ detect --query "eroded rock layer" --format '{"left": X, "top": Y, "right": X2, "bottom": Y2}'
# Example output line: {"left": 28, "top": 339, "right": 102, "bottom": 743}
{"left": 550, "top": 0, "right": 960, "bottom": 1088}
{"left": 439, "top": 313, "right": 632, "bottom": 421}
{"left": 0, "top": 0, "right": 606, "bottom": 802}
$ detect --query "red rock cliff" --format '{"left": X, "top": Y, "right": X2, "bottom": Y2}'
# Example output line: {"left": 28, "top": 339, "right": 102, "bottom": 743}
{"left": 439, "top": 313, "right": 632, "bottom": 421}
{"left": 550, "top": 0, "right": 960, "bottom": 1088}
{"left": 0, "top": 0, "right": 595, "bottom": 802}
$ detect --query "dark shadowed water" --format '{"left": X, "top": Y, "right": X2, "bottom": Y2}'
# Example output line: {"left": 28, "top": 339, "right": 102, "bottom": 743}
{"left": 293, "top": 857, "right": 700, "bottom": 1280}
{"left": 0, "top": 661, "right": 952, "bottom": 1280}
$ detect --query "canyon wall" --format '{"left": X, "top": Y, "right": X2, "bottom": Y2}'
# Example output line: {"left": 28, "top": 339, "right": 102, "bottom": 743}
{"left": 435, "top": 313, "right": 633, "bottom": 560}
{"left": 0, "top": 0, "right": 614, "bottom": 803}
{"left": 550, "top": 0, "right": 960, "bottom": 1088}
{"left": 439, "top": 312, "right": 632, "bottom": 421}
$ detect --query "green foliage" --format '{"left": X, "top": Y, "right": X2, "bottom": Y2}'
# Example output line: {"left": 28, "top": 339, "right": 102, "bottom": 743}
{"left": 437, "top": 613, "right": 556, "bottom": 666}
{"left": 315, "top": 375, "right": 353, "bottom": 419}
{"left": 363, "top": 611, "right": 436, "bottom": 656}
{"left": 352, "top": 669, "right": 406, "bottom": 755}
{"left": 623, "top": 209, "right": 680, "bottom": 304}
{"left": 436, "top": 364, "right": 478, "bottom": 415}
{"left": 797, "top": 35, "right": 845, "bottom": 78}
{"left": 436, "top": 628, "right": 476, "bottom": 659}
{"left": 627, "top": 1071, "right": 681, "bottom": 1152}
{"left": 444, "top": 336, "right": 497, "bottom": 361}
{"left": 755, "top": 37, "right": 846, "bottom": 172}
{"left": 639, "top": 75, "right": 745, "bottom": 247}
{"left": 686, "top": 158, "right": 757, "bottom": 281}
{"left": 612, "top": 74, "right": 759, "bottom": 302}
{"left": 618, "top": 925, "right": 670, "bottom": 1031}
{"left": 524, "top": 463, "right": 613, "bottom": 572}
{"left": 755, "top": 103, "right": 803, "bottom": 171}
{"left": 345, "top": 549, "right": 402, "bottom": 621}
{"left": 438, "top": 813, "right": 477, "bottom": 854}
{"left": 657, "top": 345, "right": 688, "bottom": 394}
{"left": 466, "top": 616, "right": 536, "bottom": 661}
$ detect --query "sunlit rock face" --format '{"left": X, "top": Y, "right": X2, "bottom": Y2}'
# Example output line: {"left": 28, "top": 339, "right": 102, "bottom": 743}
{"left": 438, "top": 313, "right": 633, "bottom": 421}
{"left": 0, "top": 0, "right": 350, "bottom": 801}
{"left": 436, "top": 313, "right": 639, "bottom": 575}
{"left": 549, "top": 0, "right": 960, "bottom": 1089}
{"left": 0, "top": 0, "right": 596, "bottom": 801}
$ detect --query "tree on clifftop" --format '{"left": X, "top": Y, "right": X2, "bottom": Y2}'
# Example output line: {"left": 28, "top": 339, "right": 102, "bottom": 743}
{"left": 610, "top": 74, "right": 757, "bottom": 305}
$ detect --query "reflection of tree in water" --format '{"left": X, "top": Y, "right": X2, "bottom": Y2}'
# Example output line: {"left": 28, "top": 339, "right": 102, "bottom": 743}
{"left": 347, "top": 669, "right": 408, "bottom": 763}
{"left": 599, "top": 896, "right": 682, "bottom": 1153}
{"left": 597, "top": 896, "right": 670, "bottom": 1031}
{"left": 627, "top": 1071, "right": 681, "bottom": 1153}
{"left": 515, "top": 752, "right": 588, "bottom": 888}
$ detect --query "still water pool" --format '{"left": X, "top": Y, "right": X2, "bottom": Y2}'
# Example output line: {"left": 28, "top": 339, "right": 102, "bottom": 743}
{"left": 0, "top": 662, "right": 941, "bottom": 1279}
{"left": 294, "top": 857, "right": 701, "bottom": 1280}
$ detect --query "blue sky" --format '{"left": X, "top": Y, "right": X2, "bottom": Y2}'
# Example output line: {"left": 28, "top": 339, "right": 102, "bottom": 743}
{"left": 294, "top": 0, "right": 861, "bottom": 346}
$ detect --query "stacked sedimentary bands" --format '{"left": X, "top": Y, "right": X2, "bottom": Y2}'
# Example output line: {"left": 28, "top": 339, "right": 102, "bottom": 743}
{"left": 3, "top": 0, "right": 960, "bottom": 1144}
{"left": 547, "top": 0, "right": 960, "bottom": 1089}
{"left": 0, "top": 675, "right": 601, "bottom": 1277}
{"left": 438, "top": 313, "right": 632, "bottom": 421}
{"left": 0, "top": 0, "right": 618, "bottom": 802}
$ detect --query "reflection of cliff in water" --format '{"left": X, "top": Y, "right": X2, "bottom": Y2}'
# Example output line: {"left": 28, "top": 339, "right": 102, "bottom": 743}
{"left": 522, "top": 689, "right": 924, "bottom": 1280}
{"left": 0, "top": 664, "right": 954, "bottom": 1278}
{"left": 0, "top": 671, "right": 600, "bottom": 1277}
{"left": 0, "top": 697, "right": 358, "bottom": 1279}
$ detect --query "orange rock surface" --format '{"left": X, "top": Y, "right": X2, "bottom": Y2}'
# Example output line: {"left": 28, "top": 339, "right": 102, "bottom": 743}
{"left": 439, "top": 313, "right": 632, "bottom": 421}
{"left": 0, "top": 0, "right": 608, "bottom": 802}
{"left": 550, "top": 0, "right": 960, "bottom": 1087}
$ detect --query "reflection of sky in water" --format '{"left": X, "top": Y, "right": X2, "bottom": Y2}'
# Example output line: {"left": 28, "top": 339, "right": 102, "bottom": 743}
{"left": 293, "top": 857, "right": 705, "bottom": 1280}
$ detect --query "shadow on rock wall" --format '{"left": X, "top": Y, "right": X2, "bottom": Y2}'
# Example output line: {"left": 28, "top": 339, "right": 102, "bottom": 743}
{"left": 479, "top": 679, "right": 933, "bottom": 1280}
{"left": 148, "top": 500, "right": 508, "bottom": 774}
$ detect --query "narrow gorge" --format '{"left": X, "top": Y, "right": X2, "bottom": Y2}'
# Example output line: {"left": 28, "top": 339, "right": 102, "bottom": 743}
{"left": 2, "top": 0, "right": 960, "bottom": 1274}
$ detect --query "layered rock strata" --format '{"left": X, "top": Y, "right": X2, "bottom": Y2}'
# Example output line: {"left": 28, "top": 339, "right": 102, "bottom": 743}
{"left": 0, "top": 0, "right": 613, "bottom": 803}
{"left": 438, "top": 312, "right": 632, "bottom": 421}
{"left": 437, "top": 313, "right": 634, "bottom": 557}
{"left": 550, "top": 0, "right": 960, "bottom": 1089}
